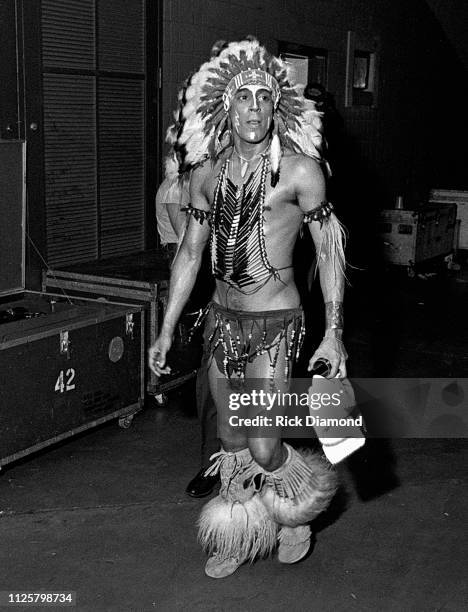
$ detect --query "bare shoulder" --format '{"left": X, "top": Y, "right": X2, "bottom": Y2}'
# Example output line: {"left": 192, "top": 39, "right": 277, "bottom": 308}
{"left": 281, "top": 150, "right": 326, "bottom": 209}
{"left": 193, "top": 156, "right": 225, "bottom": 191}
{"left": 282, "top": 150, "right": 324, "bottom": 185}
{"left": 191, "top": 159, "right": 214, "bottom": 188}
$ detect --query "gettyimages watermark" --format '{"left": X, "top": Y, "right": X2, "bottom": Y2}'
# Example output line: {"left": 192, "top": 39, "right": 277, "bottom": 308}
{"left": 227, "top": 388, "right": 363, "bottom": 428}
{"left": 215, "top": 377, "right": 468, "bottom": 438}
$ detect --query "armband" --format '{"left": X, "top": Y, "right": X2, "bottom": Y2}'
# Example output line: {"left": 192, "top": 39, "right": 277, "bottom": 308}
{"left": 303, "top": 201, "right": 334, "bottom": 227}
{"left": 181, "top": 204, "right": 211, "bottom": 225}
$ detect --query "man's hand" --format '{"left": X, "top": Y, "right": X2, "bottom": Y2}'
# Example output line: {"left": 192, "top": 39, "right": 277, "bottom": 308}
{"left": 148, "top": 333, "right": 173, "bottom": 377}
{"left": 308, "top": 335, "right": 348, "bottom": 379}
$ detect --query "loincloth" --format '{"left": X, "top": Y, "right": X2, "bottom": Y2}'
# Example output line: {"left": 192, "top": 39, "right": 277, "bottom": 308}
{"left": 196, "top": 301, "right": 305, "bottom": 383}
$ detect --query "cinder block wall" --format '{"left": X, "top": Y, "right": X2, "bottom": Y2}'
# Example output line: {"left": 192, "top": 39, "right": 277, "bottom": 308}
{"left": 161, "top": 0, "right": 468, "bottom": 213}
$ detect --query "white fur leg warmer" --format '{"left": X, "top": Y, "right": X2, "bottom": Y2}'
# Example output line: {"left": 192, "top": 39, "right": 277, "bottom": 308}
{"left": 198, "top": 447, "right": 277, "bottom": 561}
{"left": 197, "top": 492, "right": 277, "bottom": 562}
{"left": 260, "top": 443, "right": 338, "bottom": 527}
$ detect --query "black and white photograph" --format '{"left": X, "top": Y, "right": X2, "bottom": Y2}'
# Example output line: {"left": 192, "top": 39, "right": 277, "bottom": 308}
{"left": 0, "top": 0, "right": 467, "bottom": 610}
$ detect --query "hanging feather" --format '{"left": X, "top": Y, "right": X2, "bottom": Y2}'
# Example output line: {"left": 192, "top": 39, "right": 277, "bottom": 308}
{"left": 313, "top": 211, "right": 348, "bottom": 282}
{"left": 269, "top": 128, "right": 282, "bottom": 188}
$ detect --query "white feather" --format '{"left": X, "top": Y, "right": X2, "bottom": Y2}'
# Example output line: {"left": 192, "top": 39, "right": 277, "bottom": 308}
{"left": 270, "top": 132, "right": 282, "bottom": 175}
{"left": 164, "top": 154, "right": 179, "bottom": 180}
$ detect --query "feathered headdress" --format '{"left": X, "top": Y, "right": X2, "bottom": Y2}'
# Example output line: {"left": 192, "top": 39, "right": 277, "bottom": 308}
{"left": 165, "top": 38, "right": 325, "bottom": 187}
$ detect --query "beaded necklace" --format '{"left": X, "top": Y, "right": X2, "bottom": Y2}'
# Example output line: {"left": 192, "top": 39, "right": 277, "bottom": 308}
{"left": 234, "top": 144, "right": 270, "bottom": 178}
{"left": 210, "top": 155, "right": 285, "bottom": 293}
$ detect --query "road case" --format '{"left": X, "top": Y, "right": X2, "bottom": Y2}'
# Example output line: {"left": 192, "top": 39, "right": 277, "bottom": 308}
{"left": 42, "top": 250, "right": 202, "bottom": 396}
{"left": 0, "top": 292, "right": 145, "bottom": 469}
{"left": 429, "top": 189, "right": 468, "bottom": 250}
{"left": 378, "top": 203, "right": 456, "bottom": 266}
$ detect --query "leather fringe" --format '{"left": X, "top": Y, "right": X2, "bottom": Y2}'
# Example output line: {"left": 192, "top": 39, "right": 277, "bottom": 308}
{"left": 260, "top": 443, "right": 338, "bottom": 526}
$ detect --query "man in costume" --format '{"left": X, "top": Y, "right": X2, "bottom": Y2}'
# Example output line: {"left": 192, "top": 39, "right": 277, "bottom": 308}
{"left": 149, "top": 38, "right": 347, "bottom": 578}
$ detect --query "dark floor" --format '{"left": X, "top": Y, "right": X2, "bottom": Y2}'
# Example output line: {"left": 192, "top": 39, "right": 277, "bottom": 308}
{"left": 1, "top": 264, "right": 467, "bottom": 611}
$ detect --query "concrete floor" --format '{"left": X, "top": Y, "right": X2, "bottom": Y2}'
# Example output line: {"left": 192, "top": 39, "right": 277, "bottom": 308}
{"left": 1, "top": 266, "right": 467, "bottom": 611}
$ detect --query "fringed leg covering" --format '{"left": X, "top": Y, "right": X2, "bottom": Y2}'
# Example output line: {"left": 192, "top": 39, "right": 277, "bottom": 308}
{"left": 259, "top": 443, "right": 338, "bottom": 527}
{"left": 197, "top": 448, "right": 277, "bottom": 562}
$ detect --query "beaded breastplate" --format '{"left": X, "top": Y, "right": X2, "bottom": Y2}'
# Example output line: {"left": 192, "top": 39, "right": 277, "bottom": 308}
{"left": 210, "top": 156, "right": 279, "bottom": 293}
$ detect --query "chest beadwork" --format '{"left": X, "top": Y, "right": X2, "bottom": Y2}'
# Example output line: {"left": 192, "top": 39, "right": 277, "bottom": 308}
{"left": 210, "top": 157, "right": 278, "bottom": 292}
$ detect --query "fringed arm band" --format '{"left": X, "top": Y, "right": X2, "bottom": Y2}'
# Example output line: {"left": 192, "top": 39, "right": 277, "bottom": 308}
{"left": 181, "top": 204, "right": 212, "bottom": 225}
{"left": 302, "top": 201, "right": 334, "bottom": 226}
{"left": 303, "top": 201, "right": 347, "bottom": 282}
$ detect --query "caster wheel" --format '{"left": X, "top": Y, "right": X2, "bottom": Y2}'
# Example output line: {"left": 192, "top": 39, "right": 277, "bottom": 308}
{"left": 153, "top": 393, "right": 168, "bottom": 406}
{"left": 119, "top": 415, "right": 134, "bottom": 429}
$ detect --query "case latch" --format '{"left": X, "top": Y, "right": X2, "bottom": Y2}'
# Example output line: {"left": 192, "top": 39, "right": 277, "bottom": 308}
{"left": 126, "top": 313, "right": 134, "bottom": 338}
{"left": 60, "top": 330, "right": 70, "bottom": 358}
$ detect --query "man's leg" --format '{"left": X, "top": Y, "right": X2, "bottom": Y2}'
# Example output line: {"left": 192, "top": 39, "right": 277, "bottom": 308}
{"left": 243, "top": 332, "right": 338, "bottom": 565}
{"left": 198, "top": 357, "right": 277, "bottom": 578}
{"left": 185, "top": 345, "right": 220, "bottom": 498}
{"left": 198, "top": 352, "right": 219, "bottom": 465}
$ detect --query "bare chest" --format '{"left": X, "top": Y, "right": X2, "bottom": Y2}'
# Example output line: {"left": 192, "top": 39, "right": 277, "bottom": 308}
{"left": 206, "top": 160, "right": 302, "bottom": 232}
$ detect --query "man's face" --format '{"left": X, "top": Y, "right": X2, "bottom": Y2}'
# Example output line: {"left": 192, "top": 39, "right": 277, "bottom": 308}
{"left": 229, "top": 85, "right": 274, "bottom": 144}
